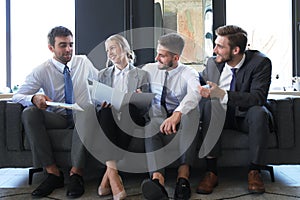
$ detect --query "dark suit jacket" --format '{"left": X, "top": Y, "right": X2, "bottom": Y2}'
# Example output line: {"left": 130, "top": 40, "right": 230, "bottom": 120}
{"left": 200, "top": 50, "right": 272, "bottom": 116}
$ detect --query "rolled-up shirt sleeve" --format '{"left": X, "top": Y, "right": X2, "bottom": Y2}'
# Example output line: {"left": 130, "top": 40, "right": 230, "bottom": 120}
{"left": 174, "top": 67, "right": 202, "bottom": 115}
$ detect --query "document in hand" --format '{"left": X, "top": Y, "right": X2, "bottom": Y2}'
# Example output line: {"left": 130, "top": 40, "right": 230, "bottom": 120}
{"left": 45, "top": 101, "right": 84, "bottom": 111}
{"left": 89, "top": 80, "right": 155, "bottom": 111}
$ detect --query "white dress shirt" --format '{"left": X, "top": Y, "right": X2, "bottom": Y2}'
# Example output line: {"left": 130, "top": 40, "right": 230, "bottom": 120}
{"left": 112, "top": 64, "right": 130, "bottom": 92}
{"left": 12, "top": 55, "right": 99, "bottom": 115}
{"left": 220, "top": 54, "right": 245, "bottom": 104}
{"left": 143, "top": 62, "right": 201, "bottom": 115}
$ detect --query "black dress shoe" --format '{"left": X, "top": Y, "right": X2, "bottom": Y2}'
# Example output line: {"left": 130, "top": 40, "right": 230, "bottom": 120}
{"left": 31, "top": 171, "right": 64, "bottom": 198}
{"left": 141, "top": 178, "right": 169, "bottom": 200}
{"left": 66, "top": 174, "right": 84, "bottom": 198}
{"left": 174, "top": 177, "right": 191, "bottom": 200}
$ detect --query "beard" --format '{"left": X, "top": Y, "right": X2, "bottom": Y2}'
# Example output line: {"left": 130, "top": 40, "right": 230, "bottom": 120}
{"left": 158, "top": 60, "right": 173, "bottom": 70}
{"left": 56, "top": 53, "right": 72, "bottom": 64}
{"left": 215, "top": 52, "right": 233, "bottom": 63}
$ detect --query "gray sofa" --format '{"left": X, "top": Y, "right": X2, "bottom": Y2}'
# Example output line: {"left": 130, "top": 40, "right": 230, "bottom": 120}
{"left": 1, "top": 96, "right": 300, "bottom": 183}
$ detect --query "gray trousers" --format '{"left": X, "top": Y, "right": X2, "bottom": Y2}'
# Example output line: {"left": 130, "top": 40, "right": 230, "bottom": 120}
{"left": 145, "top": 108, "right": 200, "bottom": 177}
{"left": 22, "top": 106, "right": 86, "bottom": 169}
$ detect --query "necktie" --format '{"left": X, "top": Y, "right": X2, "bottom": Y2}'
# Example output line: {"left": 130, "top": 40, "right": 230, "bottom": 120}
{"left": 230, "top": 68, "right": 237, "bottom": 91}
{"left": 63, "top": 65, "right": 74, "bottom": 127}
{"left": 227, "top": 68, "right": 237, "bottom": 127}
{"left": 161, "top": 71, "right": 168, "bottom": 113}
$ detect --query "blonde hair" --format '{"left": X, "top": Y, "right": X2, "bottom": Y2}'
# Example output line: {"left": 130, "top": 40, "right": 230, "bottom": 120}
{"left": 105, "top": 34, "right": 135, "bottom": 67}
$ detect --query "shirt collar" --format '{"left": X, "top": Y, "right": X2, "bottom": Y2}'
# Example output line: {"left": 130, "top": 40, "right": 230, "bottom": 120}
{"left": 114, "top": 64, "right": 130, "bottom": 75}
{"left": 167, "top": 62, "right": 183, "bottom": 77}
{"left": 225, "top": 54, "right": 245, "bottom": 71}
{"left": 51, "top": 58, "right": 72, "bottom": 73}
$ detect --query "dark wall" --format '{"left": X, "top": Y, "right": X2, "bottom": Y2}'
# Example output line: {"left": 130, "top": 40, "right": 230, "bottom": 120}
{"left": 212, "top": 0, "right": 226, "bottom": 44}
{"left": 75, "top": 0, "right": 155, "bottom": 69}
{"left": 131, "top": 0, "right": 155, "bottom": 67}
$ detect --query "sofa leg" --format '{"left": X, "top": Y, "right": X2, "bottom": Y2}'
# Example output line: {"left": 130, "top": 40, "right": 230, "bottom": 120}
{"left": 260, "top": 165, "right": 275, "bottom": 182}
{"left": 28, "top": 168, "right": 43, "bottom": 185}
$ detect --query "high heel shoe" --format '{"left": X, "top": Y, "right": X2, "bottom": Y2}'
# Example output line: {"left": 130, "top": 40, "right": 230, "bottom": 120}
{"left": 98, "top": 186, "right": 112, "bottom": 196}
{"left": 113, "top": 190, "right": 127, "bottom": 200}
{"left": 112, "top": 175, "right": 127, "bottom": 200}
{"left": 98, "top": 171, "right": 112, "bottom": 196}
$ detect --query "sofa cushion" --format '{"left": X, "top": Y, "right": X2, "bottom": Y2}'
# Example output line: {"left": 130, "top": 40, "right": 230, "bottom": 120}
{"left": 221, "top": 129, "right": 277, "bottom": 149}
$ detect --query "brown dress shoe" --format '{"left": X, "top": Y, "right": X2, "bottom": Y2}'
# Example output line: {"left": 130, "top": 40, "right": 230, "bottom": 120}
{"left": 248, "top": 170, "right": 265, "bottom": 194}
{"left": 196, "top": 172, "right": 218, "bottom": 194}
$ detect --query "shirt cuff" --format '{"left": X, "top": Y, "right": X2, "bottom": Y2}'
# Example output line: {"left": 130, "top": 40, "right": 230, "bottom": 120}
{"left": 26, "top": 95, "right": 35, "bottom": 106}
{"left": 220, "top": 90, "right": 229, "bottom": 104}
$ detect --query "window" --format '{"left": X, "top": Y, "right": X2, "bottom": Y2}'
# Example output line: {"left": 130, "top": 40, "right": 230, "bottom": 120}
{"left": 0, "top": 0, "right": 6, "bottom": 92}
{"left": 9, "top": 0, "right": 75, "bottom": 89}
{"left": 226, "top": 0, "right": 293, "bottom": 90}
{"left": 154, "top": 0, "right": 213, "bottom": 71}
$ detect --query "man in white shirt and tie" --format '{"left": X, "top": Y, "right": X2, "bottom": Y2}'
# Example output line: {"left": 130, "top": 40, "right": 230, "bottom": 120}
{"left": 13, "top": 26, "right": 99, "bottom": 198}
{"left": 141, "top": 33, "right": 201, "bottom": 200}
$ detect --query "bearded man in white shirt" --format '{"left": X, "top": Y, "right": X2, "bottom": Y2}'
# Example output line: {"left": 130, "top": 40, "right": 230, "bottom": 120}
{"left": 141, "top": 33, "right": 201, "bottom": 200}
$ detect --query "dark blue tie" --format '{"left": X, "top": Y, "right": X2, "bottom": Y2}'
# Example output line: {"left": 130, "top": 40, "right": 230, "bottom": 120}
{"left": 63, "top": 65, "right": 73, "bottom": 126}
{"left": 230, "top": 68, "right": 237, "bottom": 91}
{"left": 161, "top": 71, "right": 168, "bottom": 113}
{"left": 227, "top": 68, "right": 237, "bottom": 127}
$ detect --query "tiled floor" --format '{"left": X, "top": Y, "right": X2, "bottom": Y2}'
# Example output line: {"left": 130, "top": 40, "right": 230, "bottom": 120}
{"left": 0, "top": 168, "right": 33, "bottom": 188}
{"left": 0, "top": 165, "right": 300, "bottom": 188}
{"left": 0, "top": 165, "right": 299, "bottom": 199}
{"left": 273, "top": 165, "right": 300, "bottom": 187}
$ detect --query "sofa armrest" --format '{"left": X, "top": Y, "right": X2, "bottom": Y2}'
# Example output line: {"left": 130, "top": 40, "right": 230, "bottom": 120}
{"left": 267, "top": 98, "right": 295, "bottom": 148}
{"left": 0, "top": 101, "right": 6, "bottom": 149}
{"left": 293, "top": 98, "right": 300, "bottom": 144}
{"left": 5, "top": 102, "right": 25, "bottom": 151}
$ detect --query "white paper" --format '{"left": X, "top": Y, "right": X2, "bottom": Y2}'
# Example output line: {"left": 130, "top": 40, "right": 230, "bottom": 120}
{"left": 46, "top": 101, "right": 84, "bottom": 111}
{"left": 90, "top": 80, "right": 155, "bottom": 111}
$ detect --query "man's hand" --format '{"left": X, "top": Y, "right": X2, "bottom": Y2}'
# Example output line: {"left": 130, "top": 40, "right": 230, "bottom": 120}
{"left": 198, "top": 85, "right": 211, "bottom": 98}
{"left": 198, "top": 81, "right": 226, "bottom": 99}
{"left": 160, "top": 111, "right": 182, "bottom": 135}
{"left": 31, "top": 94, "right": 51, "bottom": 110}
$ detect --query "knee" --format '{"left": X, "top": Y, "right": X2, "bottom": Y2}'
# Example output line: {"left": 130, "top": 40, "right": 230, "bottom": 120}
{"left": 247, "top": 106, "right": 269, "bottom": 123}
{"left": 22, "top": 106, "right": 42, "bottom": 123}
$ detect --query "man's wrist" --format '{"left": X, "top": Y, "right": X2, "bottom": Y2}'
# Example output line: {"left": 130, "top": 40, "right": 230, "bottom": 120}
{"left": 172, "top": 111, "right": 182, "bottom": 118}
{"left": 219, "top": 89, "right": 226, "bottom": 99}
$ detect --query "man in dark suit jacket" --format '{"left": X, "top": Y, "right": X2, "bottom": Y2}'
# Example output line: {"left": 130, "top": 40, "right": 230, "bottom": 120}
{"left": 196, "top": 25, "right": 272, "bottom": 195}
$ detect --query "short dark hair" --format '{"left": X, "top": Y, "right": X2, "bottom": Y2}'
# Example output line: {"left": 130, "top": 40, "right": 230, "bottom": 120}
{"left": 47, "top": 26, "right": 73, "bottom": 46}
{"left": 215, "top": 25, "right": 248, "bottom": 53}
{"left": 158, "top": 33, "right": 185, "bottom": 56}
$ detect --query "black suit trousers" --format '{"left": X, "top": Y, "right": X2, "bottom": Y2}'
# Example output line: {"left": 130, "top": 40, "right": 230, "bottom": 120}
{"left": 200, "top": 99, "right": 270, "bottom": 165}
